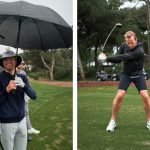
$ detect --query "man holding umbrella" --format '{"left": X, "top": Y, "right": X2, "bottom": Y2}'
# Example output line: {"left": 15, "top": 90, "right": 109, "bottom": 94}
{"left": 0, "top": 1, "right": 72, "bottom": 149}
{"left": 0, "top": 50, "right": 36, "bottom": 150}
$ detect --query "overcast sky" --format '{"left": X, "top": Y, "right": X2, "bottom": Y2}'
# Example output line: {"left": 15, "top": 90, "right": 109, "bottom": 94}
{"left": 120, "top": 1, "right": 145, "bottom": 9}
{"left": 3, "top": 0, "right": 73, "bottom": 26}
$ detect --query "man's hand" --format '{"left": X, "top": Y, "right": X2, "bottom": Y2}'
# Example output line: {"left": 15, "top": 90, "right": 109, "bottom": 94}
{"left": 6, "top": 80, "right": 16, "bottom": 93}
{"left": 98, "top": 53, "right": 107, "bottom": 62}
{"left": 14, "top": 77, "right": 25, "bottom": 88}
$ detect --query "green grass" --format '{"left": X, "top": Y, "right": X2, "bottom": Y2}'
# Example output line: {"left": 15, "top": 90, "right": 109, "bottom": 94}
{"left": 78, "top": 86, "right": 150, "bottom": 150}
{"left": 27, "top": 82, "right": 72, "bottom": 150}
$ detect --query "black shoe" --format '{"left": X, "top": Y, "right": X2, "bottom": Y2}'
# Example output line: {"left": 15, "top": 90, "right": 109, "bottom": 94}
{"left": 28, "top": 136, "right": 32, "bottom": 141}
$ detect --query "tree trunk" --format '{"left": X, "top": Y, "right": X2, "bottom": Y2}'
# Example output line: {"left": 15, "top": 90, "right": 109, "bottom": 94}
{"left": 40, "top": 49, "right": 55, "bottom": 81}
{"left": 77, "top": 49, "right": 85, "bottom": 80}
{"left": 147, "top": 0, "right": 150, "bottom": 64}
{"left": 94, "top": 46, "right": 98, "bottom": 72}
{"left": 50, "top": 49, "right": 55, "bottom": 81}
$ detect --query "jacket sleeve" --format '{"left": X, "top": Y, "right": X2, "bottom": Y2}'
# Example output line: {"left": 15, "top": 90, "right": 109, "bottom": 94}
{"left": 0, "top": 82, "right": 8, "bottom": 104}
{"left": 106, "top": 44, "right": 144, "bottom": 63}
{"left": 22, "top": 75, "right": 37, "bottom": 100}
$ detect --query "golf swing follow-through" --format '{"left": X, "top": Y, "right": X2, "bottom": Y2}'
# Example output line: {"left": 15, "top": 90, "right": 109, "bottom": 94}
{"left": 98, "top": 31, "right": 150, "bottom": 132}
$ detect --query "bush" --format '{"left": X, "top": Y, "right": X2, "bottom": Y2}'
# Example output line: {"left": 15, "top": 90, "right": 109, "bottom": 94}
{"left": 28, "top": 70, "right": 49, "bottom": 80}
{"left": 85, "top": 67, "right": 96, "bottom": 80}
{"left": 28, "top": 68, "right": 72, "bottom": 81}
{"left": 54, "top": 67, "right": 72, "bottom": 80}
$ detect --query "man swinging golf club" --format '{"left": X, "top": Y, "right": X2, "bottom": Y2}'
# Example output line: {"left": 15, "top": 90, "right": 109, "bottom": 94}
{"left": 0, "top": 50, "right": 36, "bottom": 150}
{"left": 98, "top": 31, "right": 150, "bottom": 132}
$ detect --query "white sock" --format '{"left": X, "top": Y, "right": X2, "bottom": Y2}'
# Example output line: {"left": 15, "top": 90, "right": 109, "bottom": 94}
{"left": 147, "top": 120, "right": 150, "bottom": 123}
{"left": 110, "top": 119, "right": 115, "bottom": 123}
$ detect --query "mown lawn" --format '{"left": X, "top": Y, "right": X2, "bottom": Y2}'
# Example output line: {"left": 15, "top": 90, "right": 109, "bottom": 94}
{"left": 27, "top": 82, "right": 72, "bottom": 150}
{"left": 78, "top": 85, "right": 150, "bottom": 150}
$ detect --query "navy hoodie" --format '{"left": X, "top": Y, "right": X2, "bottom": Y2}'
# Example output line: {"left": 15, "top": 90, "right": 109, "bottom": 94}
{"left": 106, "top": 42, "right": 144, "bottom": 76}
{"left": 0, "top": 70, "right": 36, "bottom": 123}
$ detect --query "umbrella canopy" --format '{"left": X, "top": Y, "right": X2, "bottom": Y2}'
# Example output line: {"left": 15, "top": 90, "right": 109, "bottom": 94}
{"left": 0, "top": 1, "right": 72, "bottom": 50}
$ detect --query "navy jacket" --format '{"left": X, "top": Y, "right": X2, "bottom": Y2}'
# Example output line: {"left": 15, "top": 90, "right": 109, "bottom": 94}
{"left": 0, "top": 70, "right": 36, "bottom": 123}
{"left": 106, "top": 42, "right": 144, "bottom": 76}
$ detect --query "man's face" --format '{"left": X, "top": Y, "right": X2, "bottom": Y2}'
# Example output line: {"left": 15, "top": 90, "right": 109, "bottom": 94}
{"left": 125, "top": 35, "right": 137, "bottom": 49}
{"left": 3, "top": 57, "right": 16, "bottom": 71}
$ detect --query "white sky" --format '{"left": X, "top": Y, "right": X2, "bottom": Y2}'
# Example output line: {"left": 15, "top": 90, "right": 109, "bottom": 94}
{"left": 3, "top": 0, "right": 73, "bottom": 26}
{"left": 120, "top": 1, "right": 145, "bottom": 9}
{"left": 0, "top": 0, "right": 73, "bottom": 54}
{"left": 0, "top": 46, "right": 23, "bottom": 54}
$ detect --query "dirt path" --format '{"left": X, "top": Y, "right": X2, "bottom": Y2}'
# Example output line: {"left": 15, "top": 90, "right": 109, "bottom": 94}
{"left": 78, "top": 80, "right": 150, "bottom": 87}
{"left": 30, "top": 79, "right": 72, "bottom": 87}
{"left": 30, "top": 79, "right": 150, "bottom": 88}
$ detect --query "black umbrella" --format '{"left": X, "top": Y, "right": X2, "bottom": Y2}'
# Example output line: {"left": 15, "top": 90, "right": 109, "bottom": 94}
{"left": 0, "top": 1, "right": 72, "bottom": 51}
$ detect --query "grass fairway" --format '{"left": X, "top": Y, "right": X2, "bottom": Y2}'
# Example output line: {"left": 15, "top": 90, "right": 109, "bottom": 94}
{"left": 78, "top": 86, "right": 150, "bottom": 150}
{"left": 27, "top": 82, "right": 72, "bottom": 150}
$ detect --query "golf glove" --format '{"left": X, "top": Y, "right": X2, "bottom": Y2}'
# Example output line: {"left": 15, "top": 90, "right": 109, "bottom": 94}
{"left": 24, "top": 94, "right": 30, "bottom": 102}
{"left": 98, "top": 53, "right": 107, "bottom": 62}
{"left": 15, "top": 77, "right": 25, "bottom": 88}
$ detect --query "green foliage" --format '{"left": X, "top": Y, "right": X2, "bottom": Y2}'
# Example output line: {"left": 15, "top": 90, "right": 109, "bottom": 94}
{"left": 78, "top": 0, "right": 148, "bottom": 79}
{"left": 28, "top": 67, "right": 72, "bottom": 81}
{"left": 84, "top": 66, "right": 96, "bottom": 79}
{"left": 22, "top": 50, "right": 43, "bottom": 68}
{"left": 54, "top": 66, "right": 72, "bottom": 81}
{"left": 22, "top": 49, "right": 72, "bottom": 80}
{"left": 28, "top": 70, "right": 49, "bottom": 80}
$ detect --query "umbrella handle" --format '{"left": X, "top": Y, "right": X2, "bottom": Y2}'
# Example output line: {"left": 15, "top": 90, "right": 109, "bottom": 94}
{"left": 11, "top": 89, "right": 16, "bottom": 94}
{"left": 10, "top": 74, "right": 16, "bottom": 94}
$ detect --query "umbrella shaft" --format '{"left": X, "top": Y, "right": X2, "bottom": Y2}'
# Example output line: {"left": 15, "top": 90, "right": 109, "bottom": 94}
{"left": 16, "top": 17, "right": 22, "bottom": 49}
{"left": 15, "top": 17, "right": 22, "bottom": 76}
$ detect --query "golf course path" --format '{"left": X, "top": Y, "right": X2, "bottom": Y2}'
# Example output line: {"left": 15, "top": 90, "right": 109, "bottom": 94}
{"left": 30, "top": 79, "right": 72, "bottom": 87}
{"left": 78, "top": 80, "right": 150, "bottom": 87}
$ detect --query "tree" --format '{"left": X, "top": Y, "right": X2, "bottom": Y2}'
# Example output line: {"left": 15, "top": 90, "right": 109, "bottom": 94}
{"left": 22, "top": 49, "right": 72, "bottom": 81}
{"left": 77, "top": 49, "right": 85, "bottom": 80}
{"left": 78, "top": 0, "right": 124, "bottom": 79}
{"left": 41, "top": 49, "right": 55, "bottom": 81}
{"left": 78, "top": 0, "right": 148, "bottom": 80}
